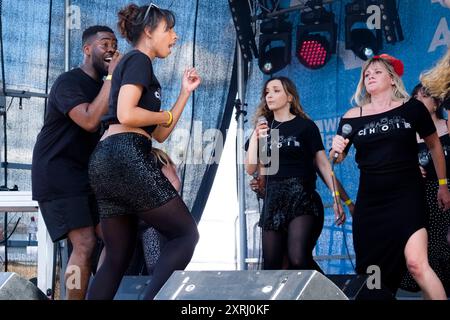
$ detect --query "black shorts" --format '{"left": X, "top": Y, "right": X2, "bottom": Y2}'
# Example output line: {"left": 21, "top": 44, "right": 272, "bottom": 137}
{"left": 38, "top": 195, "right": 99, "bottom": 242}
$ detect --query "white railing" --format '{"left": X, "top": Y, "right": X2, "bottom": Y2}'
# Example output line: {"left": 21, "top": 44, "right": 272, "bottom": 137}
{"left": 0, "top": 191, "right": 53, "bottom": 295}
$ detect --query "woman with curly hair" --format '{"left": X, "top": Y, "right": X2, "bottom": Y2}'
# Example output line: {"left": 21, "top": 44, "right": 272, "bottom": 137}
{"left": 87, "top": 3, "right": 200, "bottom": 300}
{"left": 421, "top": 48, "right": 450, "bottom": 105}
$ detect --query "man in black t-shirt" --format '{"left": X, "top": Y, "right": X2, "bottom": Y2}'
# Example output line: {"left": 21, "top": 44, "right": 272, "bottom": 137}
{"left": 31, "top": 26, "right": 121, "bottom": 300}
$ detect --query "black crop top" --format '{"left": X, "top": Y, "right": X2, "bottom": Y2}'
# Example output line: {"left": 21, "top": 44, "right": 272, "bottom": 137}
{"left": 102, "top": 49, "right": 161, "bottom": 135}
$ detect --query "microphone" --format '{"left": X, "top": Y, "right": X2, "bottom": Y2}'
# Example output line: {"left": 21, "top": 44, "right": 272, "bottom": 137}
{"left": 257, "top": 116, "right": 268, "bottom": 138}
{"left": 333, "top": 123, "right": 352, "bottom": 163}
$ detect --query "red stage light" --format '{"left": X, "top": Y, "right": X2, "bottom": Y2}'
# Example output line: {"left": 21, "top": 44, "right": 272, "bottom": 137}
{"left": 296, "top": 35, "right": 330, "bottom": 69}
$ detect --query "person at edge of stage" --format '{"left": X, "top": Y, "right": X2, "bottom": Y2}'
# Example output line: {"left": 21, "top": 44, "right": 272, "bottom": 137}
{"left": 31, "top": 25, "right": 120, "bottom": 299}
{"left": 400, "top": 83, "right": 450, "bottom": 295}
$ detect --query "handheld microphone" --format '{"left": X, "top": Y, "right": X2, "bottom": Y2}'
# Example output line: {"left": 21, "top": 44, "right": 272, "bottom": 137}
{"left": 257, "top": 116, "right": 268, "bottom": 138}
{"left": 333, "top": 123, "right": 352, "bottom": 163}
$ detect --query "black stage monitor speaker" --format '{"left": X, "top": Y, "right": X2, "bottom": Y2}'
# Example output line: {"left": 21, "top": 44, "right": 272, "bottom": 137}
{"left": 0, "top": 272, "right": 48, "bottom": 300}
{"left": 154, "top": 270, "right": 348, "bottom": 300}
{"left": 327, "top": 274, "right": 395, "bottom": 300}
{"left": 114, "top": 276, "right": 152, "bottom": 300}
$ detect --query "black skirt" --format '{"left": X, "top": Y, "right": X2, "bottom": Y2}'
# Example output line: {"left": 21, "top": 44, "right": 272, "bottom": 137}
{"left": 259, "top": 176, "right": 324, "bottom": 231}
{"left": 88, "top": 133, "right": 178, "bottom": 218}
{"left": 353, "top": 168, "right": 426, "bottom": 294}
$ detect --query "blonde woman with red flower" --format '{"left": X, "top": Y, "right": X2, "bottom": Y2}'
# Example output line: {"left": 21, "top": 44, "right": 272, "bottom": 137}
{"left": 331, "top": 54, "right": 450, "bottom": 299}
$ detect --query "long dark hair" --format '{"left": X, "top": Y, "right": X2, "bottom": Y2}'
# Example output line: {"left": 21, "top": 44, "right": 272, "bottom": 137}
{"left": 253, "top": 76, "right": 309, "bottom": 125}
{"left": 117, "top": 3, "right": 175, "bottom": 45}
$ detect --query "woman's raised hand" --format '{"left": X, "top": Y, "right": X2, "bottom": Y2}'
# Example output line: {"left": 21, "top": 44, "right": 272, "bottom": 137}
{"left": 182, "top": 67, "right": 201, "bottom": 93}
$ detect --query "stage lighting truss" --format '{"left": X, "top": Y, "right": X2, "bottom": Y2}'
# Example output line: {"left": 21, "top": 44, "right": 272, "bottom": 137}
{"left": 378, "top": 0, "right": 404, "bottom": 44}
{"left": 296, "top": 2, "right": 337, "bottom": 69}
{"left": 228, "top": 0, "right": 258, "bottom": 62}
{"left": 258, "top": 17, "right": 293, "bottom": 74}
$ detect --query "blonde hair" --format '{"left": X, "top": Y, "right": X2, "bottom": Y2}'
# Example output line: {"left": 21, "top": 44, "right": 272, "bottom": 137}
{"left": 151, "top": 148, "right": 174, "bottom": 167}
{"left": 352, "top": 58, "right": 409, "bottom": 107}
{"left": 253, "top": 76, "right": 309, "bottom": 126}
{"left": 421, "top": 48, "right": 450, "bottom": 101}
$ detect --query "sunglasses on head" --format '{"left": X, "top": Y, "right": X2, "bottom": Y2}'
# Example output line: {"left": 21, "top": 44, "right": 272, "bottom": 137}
{"left": 143, "top": 3, "right": 160, "bottom": 22}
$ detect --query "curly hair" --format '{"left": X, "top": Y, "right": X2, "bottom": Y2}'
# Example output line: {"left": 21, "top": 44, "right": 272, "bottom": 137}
{"left": 253, "top": 76, "right": 309, "bottom": 126}
{"left": 117, "top": 3, "right": 175, "bottom": 45}
{"left": 420, "top": 48, "right": 450, "bottom": 101}
{"left": 352, "top": 57, "right": 409, "bottom": 107}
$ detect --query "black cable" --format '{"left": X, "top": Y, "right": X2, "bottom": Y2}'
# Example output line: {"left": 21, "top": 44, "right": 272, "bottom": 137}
{"left": 340, "top": 213, "right": 356, "bottom": 271}
{"left": 3, "top": 105, "right": 6, "bottom": 186}
{"left": 331, "top": 161, "right": 356, "bottom": 272}
{"left": 5, "top": 96, "right": 13, "bottom": 112}
{"left": 0, "top": 0, "right": 8, "bottom": 187}
{"left": 335, "top": 0, "right": 343, "bottom": 118}
{"left": 44, "top": 0, "right": 53, "bottom": 116}
{"left": 180, "top": 0, "right": 200, "bottom": 197}
{"left": 0, "top": 0, "right": 6, "bottom": 95}
{"left": 0, "top": 217, "right": 21, "bottom": 245}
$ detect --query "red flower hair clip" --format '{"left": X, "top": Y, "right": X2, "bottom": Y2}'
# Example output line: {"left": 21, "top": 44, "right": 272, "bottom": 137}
{"left": 373, "top": 54, "right": 404, "bottom": 77}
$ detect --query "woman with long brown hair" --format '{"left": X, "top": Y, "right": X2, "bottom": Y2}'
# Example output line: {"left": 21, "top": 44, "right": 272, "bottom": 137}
{"left": 245, "top": 76, "right": 344, "bottom": 271}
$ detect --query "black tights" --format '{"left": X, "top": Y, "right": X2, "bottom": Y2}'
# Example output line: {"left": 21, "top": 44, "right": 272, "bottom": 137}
{"left": 447, "top": 225, "right": 450, "bottom": 248}
{"left": 262, "top": 214, "right": 324, "bottom": 272}
{"left": 87, "top": 196, "right": 199, "bottom": 300}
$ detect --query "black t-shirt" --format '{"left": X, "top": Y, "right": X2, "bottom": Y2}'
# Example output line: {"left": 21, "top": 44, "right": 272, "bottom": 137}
{"left": 251, "top": 116, "right": 324, "bottom": 181}
{"left": 102, "top": 49, "right": 161, "bottom": 135}
{"left": 32, "top": 68, "right": 102, "bottom": 201}
{"left": 418, "top": 134, "right": 450, "bottom": 180}
{"left": 337, "top": 98, "right": 436, "bottom": 174}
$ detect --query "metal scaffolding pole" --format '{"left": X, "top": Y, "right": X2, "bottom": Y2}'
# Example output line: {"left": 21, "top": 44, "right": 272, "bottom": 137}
{"left": 236, "top": 44, "right": 248, "bottom": 270}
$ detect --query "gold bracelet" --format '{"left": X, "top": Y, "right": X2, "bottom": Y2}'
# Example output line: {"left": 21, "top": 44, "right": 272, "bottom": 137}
{"left": 344, "top": 199, "right": 353, "bottom": 206}
{"left": 166, "top": 111, "right": 173, "bottom": 127}
{"left": 105, "top": 74, "right": 112, "bottom": 81}
{"left": 161, "top": 111, "right": 173, "bottom": 127}
{"left": 438, "top": 178, "right": 447, "bottom": 186}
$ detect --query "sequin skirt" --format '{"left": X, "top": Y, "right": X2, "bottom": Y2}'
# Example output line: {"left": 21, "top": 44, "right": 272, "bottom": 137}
{"left": 88, "top": 133, "right": 178, "bottom": 218}
{"left": 259, "top": 176, "right": 323, "bottom": 231}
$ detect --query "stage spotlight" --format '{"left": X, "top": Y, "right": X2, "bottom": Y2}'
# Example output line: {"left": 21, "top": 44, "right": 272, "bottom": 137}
{"left": 345, "top": 0, "right": 382, "bottom": 60}
{"left": 297, "top": 34, "right": 330, "bottom": 69}
{"left": 349, "top": 28, "right": 378, "bottom": 60}
{"left": 345, "top": 0, "right": 403, "bottom": 60}
{"left": 296, "top": 1, "right": 337, "bottom": 69}
{"left": 258, "top": 18, "right": 292, "bottom": 74}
